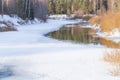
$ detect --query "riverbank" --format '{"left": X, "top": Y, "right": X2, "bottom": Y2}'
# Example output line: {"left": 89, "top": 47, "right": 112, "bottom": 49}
{"left": 89, "top": 13, "right": 120, "bottom": 43}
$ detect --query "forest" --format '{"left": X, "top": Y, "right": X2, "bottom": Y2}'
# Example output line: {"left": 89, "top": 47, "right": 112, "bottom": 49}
{"left": 0, "top": 0, "right": 48, "bottom": 20}
{"left": 1, "top": 0, "right": 120, "bottom": 18}
{"left": 49, "top": 0, "right": 120, "bottom": 15}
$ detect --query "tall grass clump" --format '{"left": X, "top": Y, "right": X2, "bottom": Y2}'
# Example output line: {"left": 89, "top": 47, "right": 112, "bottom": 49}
{"left": 104, "top": 50, "right": 120, "bottom": 76}
{"left": 89, "top": 12, "right": 120, "bottom": 32}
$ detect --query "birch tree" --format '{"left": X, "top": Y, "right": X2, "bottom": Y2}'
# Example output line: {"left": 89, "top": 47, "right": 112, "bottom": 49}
{"left": 1, "top": 0, "right": 4, "bottom": 17}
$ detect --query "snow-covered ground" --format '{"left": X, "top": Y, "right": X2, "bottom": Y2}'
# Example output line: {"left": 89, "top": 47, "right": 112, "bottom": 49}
{"left": 0, "top": 16, "right": 119, "bottom": 80}
{"left": 49, "top": 14, "right": 69, "bottom": 19}
{"left": 97, "top": 28, "right": 120, "bottom": 43}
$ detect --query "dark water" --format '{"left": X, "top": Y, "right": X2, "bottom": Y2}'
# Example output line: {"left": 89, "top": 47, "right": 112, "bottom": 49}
{"left": 0, "top": 66, "right": 13, "bottom": 79}
{"left": 45, "top": 24, "right": 120, "bottom": 49}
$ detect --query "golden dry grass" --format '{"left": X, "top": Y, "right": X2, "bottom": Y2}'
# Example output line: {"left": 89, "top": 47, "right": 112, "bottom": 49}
{"left": 89, "top": 12, "right": 120, "bottom": 32}
{"left": 104, "top": 50, "right": 120, "bottom": 65}
{"left": 100, "top": 38, "right": 120, "bottom": 49}
{"left": 89, "top": 16, "right": 100, "bottom": 26}
{"left": 103, "top": 50, "right": 120, "bottom": 76}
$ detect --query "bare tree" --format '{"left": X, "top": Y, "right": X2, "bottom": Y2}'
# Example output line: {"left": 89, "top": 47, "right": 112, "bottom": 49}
{"left": 1, "top": 0, "right": 4, "bottom": 17}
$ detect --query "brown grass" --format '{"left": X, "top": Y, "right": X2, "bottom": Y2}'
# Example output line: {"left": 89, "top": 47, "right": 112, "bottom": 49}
{"left": 89, "top": 12, "right": 120, "bottom": 32}
{"left": 89, "top": 16, "right": 100, "bottom": 26}
{"left": 104, "top": 51, "right": 120, "bottom": 65}
{"left": 0, "top": 26, "right": 17, "bottom": 32}
{"left": 0, "top": 21, "right": 17, "bottom": 32}
{"left": 104, "top": 50, "right": 120, "bottom": 76}
{"left": 70, "top": 14, "right": 93, "bottom": 21}
{"left": 100, "top": 38, "right": 120, "bottom": 49}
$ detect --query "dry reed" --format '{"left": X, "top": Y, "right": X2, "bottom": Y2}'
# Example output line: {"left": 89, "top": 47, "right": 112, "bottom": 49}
{"left": 103, "top": 50, "right": 120, "bottom": 76}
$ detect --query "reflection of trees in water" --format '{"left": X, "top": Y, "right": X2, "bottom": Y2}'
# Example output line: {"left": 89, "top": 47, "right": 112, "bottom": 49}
{"left": 46, "top": 26, "right": 120, "bottom": 49}
{"left": 100, "top": 38, "right": 120, "bottom": 49}
{"left": 46, "top": 26, "right": 99, "bottom": 44}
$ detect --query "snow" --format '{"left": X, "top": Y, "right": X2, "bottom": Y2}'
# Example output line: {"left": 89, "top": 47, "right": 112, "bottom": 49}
{"left": 96, "top": 28, "right": 120, "bottom": 43}
{"left": 0, "top": 16, "right": 119, "bottom": 80}
{"left": 80, "top": 24, "right": 120, "bottom": 43}
{"left": 0, "top": 15, "right": 42, "bottom": 27}
{"left": 49, "top": 14, "right": 69, "bottom": 19}
{"left": 0, "top": 15, "right": 23, "bottom": 26}
{"left": 49, "top": 14, "right": 78, "bottom": 20}
{"left": 0, "top": 24, "right": 6, "bottom": 27}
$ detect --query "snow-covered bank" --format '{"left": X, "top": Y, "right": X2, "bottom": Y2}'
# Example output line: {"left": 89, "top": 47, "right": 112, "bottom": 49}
{"left": 81, "top": 23, "right": 120, "bottom": 43}
{"left": 0, "top": 19, "right": 118, "bottom": 80}
{"left": 0, "top": 15, "right": 42, "bottom": 29}
{"left": 97, "top": 28, "right": 120, "bottom": 43}
{"left": 0, "top": 15, "right": 23, "bottom": 26}
{"left": 49, "top": 14, "right": 69, "bottom": 19}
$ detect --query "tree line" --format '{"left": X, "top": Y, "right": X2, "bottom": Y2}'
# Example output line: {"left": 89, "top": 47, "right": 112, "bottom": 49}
{"left": 48, "top": 0, "right": 120, "bottom": 15}
{"left": 0, "top": 0, "right": 120, "bottom": 20}
{"left": 0, "top": 0, "right": 48, "bottom": 20}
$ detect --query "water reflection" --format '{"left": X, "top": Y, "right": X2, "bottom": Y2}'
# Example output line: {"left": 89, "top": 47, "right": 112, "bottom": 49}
{"left": 45, "top": 24, "right": 120, "bottom": 49}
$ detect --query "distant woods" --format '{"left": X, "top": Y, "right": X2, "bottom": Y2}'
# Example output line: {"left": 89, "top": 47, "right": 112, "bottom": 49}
{"left": 0, "top": 0, "right": 120, "bottom": 20}
{"left": 49, "top": 0, "right": 120, "bottom": 15}
{"left": 0, "top": 0, "right": 48, "bottom": 20}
